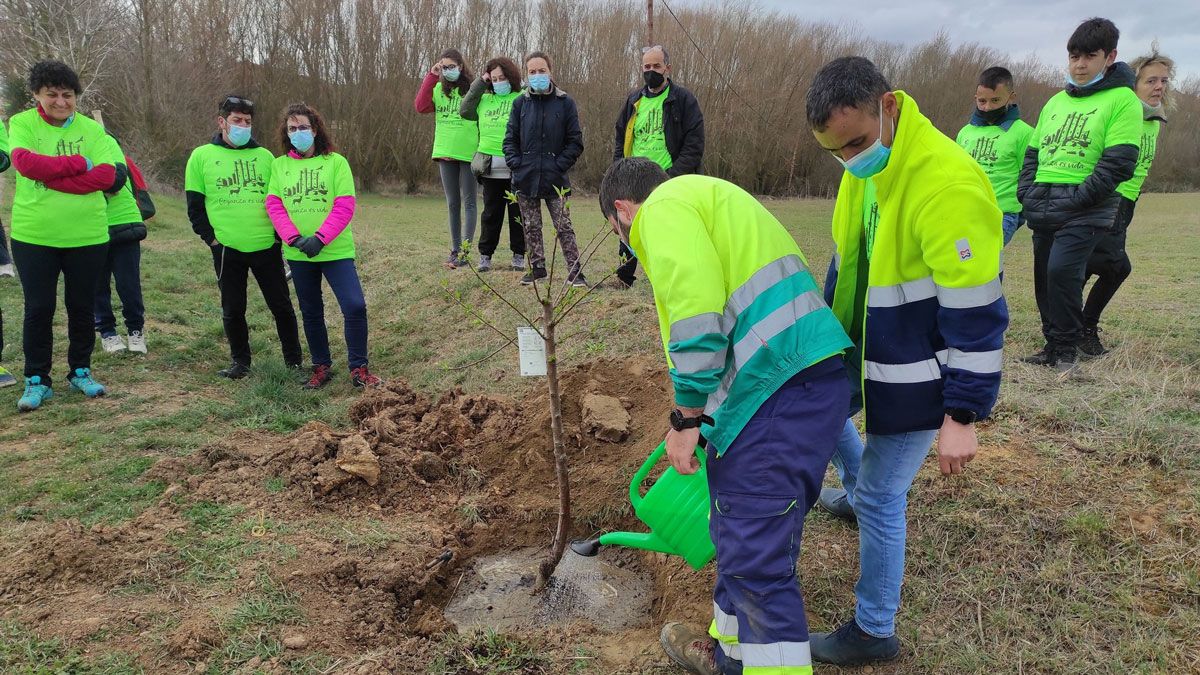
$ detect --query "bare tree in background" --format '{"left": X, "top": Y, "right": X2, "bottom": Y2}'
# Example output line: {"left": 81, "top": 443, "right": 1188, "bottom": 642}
{"left": 0, "top": 0, "right": 129, "bottom": 102}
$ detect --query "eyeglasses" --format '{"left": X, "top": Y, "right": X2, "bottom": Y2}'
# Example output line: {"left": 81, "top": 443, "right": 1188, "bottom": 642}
{"left": 287, "top": 124, "right": 312, "bottom": 133}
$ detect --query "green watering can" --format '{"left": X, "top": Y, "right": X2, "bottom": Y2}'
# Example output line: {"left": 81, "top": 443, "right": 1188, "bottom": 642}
{"left": 570, "top": 441, "right": 715, "bottom": 570}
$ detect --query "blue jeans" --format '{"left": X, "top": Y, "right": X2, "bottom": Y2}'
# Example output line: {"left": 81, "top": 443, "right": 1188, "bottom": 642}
{"left": 94, "top": 240, "right": 145, "bottom": 337}
{"left": 1001, "top": 212, "right": 1023, "bottom": 246}
{"left": 289, "top": 258, "right": 369, "bottom": 369}
{"left": 830, "top": 417, "right": 938, "bottom": 638}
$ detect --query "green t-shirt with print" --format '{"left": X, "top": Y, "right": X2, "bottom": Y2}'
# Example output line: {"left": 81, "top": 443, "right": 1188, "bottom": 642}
{"left": 1115, "top": 118, "right": 1161, "bottom": 201}
{"left": 1030, "top": 87, "right": 1143, "bottom": 185}
{"left": 268, "top": 152, "right": 356, "bottom": 263}
{"left": 476, "top": 91, "right": 520, "bottom": 157}
{"left": 955, "top": 119, "right": 1034, "bottom": 213}
{"left": 8, "top": 108, "right": 124, "bottom": 248}
{"left": 432, "top": 85, "right": 478, "bottom": 162}
{"left": 185, "top": 142, "right": 276, "bottom": 253}
{"left": 630, "top": 88, "right": 674, "bottom": 171}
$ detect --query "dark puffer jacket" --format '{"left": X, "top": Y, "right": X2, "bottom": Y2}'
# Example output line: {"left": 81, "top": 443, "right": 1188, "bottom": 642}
{"left": 1018, "top": 63, "right": 1140, "bottom": 231}
{"left": 503, "top": 84, "right": 584, "bottom": 200}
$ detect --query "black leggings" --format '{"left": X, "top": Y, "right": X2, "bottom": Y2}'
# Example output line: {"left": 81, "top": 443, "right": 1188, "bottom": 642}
{"left": 12, "top": 239, "right": 109, "bottom": 386}
{"left": 1082, "top": 197, "right": 1136, "bottom": 328}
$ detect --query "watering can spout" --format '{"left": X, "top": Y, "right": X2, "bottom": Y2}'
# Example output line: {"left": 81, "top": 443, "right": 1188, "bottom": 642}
{"left": 598, "top": 531, "right": 677, "bottom": 556}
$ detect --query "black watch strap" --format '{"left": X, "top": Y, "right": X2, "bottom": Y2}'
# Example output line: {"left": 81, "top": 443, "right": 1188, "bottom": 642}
{"left": 670, "top": 409, "right": 714, "bottom": 431}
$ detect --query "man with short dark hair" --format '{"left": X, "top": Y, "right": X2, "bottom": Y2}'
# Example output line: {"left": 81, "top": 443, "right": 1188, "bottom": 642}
{"left": 1018, "top": 17, "right": 1143, "bottom": 372}
{"left": 600, "top": 157, "right": 851, "bottom": 675}
{"left": 185, "top": 95, "right": 302, "bottom": 379}
{"left": 610, "top": 45, "right": 704, "bottom": 287}
{"left": 956, "top": 66, "right": 1035, "bottom": 245}
{"left": 806, "top": 56, "right": 1008, "bottom": 666}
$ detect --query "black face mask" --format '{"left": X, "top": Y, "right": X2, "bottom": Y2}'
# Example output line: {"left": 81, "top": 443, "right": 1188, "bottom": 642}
{"left": 976, "top": 104, "right": 1009, "bottom": 124}
{"left": 643, "top": 70, "right": 666, "bottom": 90}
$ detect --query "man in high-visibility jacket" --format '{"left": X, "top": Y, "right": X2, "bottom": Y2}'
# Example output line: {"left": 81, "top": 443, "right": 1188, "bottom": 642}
{"left": 806, "top": 56, "right": 1009, "bottom": 666}
{"left": 599, "top": 157, "right": 853, "bottom": 675}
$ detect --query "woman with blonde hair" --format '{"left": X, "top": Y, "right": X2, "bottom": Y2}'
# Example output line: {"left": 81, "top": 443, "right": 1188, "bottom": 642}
{"left": 1080, "top": 48, "right": 1173, "bottom": 356}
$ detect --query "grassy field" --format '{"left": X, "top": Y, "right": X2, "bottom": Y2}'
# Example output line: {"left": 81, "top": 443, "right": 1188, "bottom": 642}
{"left": 0, "top": 187, "right": 1197, "bottom": 673}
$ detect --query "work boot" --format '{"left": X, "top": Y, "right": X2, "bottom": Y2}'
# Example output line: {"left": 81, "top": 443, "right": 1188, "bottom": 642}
{"left": 659, "top": 622, "right": 717, "bottom": 675}
{"left": 811, "top": 619, "right": 900, "bottom": 666}
{"left": 1079, "top": 326, "right": 1108, "bottom": 358}
{"left": 218, "top": 362, "right": 251, "bottom": 380}
{"left": 477, "top": 254, "right": 492, "bottom": 272}
{"left": 818, "top": 487, "right": 857, "bottom": 522}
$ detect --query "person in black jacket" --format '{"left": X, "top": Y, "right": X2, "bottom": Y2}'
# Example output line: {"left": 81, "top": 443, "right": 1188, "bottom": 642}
{"left": 1017, "top": 18, "right": 1142, "bottom": 373}
{"left": 503, "top": 51, "right": 587, "bottom": 287}
{"left": 611, "top": 45, "right": 705, "bottom": 287}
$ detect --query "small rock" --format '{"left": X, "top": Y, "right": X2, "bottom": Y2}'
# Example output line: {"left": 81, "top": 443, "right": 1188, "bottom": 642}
{"left": 80, "top": 617, "right": 103, "bottom": 634}
{"left": 282, "top": 632, "right": 308, "bottom": 650}
{"left": 582, "top": 393, "right": 631, "bottom": 443}
{"left": 335, "top": 435, "right": 381, "bottom": 486}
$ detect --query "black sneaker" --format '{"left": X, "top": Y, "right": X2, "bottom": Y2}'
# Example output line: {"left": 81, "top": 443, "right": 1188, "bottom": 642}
{"left": 1079, "top": 326, "right": 1108, "bottom": 358}
{"left": 520, "top": 267, "right": 547, "bottom": 285}
{"left": 218, "top": 362, "right": 251, "bottom": 379}
{"left": 811, "top": 619, "right": 900, "bottom": 666}
{"left": 568, "top": 271, "right": 589, "bottom": 288}
{"left": 1053, "top": 348, "right": 1079, "bottom": 375}
{"left": 1021, "top": 346, "right": 1055, "bottom": 366}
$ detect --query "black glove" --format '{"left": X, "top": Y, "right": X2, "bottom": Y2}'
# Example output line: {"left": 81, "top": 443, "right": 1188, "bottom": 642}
{"left": 294, "top": 235, "right": 325, "bottom": 258}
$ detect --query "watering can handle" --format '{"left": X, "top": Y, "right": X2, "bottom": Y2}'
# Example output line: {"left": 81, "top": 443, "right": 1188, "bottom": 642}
{"left": 629, "top": 440, "right": 706, "bottom": 511}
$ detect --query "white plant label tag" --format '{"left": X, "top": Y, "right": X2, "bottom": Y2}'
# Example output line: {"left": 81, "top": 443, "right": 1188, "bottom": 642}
{"left": 518, "top": 327, "right": 546, "bottom": 377}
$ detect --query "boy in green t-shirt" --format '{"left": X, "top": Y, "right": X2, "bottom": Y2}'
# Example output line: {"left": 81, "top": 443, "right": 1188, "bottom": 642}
{"left": 184, "top": 95, "right": 302, "bottom": 380}
{"left": 1017, "top": 18, "right": 1143, "bottom": 372}
{"left": 955, "top": 67, "right": 1034, "bottom": 245}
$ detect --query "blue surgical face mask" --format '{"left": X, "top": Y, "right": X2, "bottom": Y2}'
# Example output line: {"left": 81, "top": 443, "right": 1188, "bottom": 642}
{"left": 442, "top": 67, "right": 460, "bottom": 82}
{"left": 289, "top": 129, "right": 315, "bottom": 153}
{"left": 838, "top": 101, "right": 893, "bottom": 179}
{"left": 529, "top": 73, "right": 551, "bottom": 93}
{"left": 1067, "top": 68, "right": 1105, "bottom": 88}
{"left": 492, "top": 80, "right": 512, "bottom": 96}
{"left": 226, "top": 123, "right": 251, "bottom": 147}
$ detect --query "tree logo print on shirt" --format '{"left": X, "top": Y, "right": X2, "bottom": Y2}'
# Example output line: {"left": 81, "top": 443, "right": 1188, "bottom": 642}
{"left": 637, "top": 106, "right": 666, "bottom": 142}
{"left": 1041, "top": 108, "right": 1097, "bottom": 158}
{"left": 216, "top": 159, "right": 267, "bottom": 196}
{"left": 484, "top": 99, "right": 514, "bottom": 123}
{"left": 967, "top": 136, "right": 999, "bottom": 166}
{"left": 55, "top": 138, "right": 84, "bottom": 156}
{"left": 284, "top": 166, "right": 328, "bottom": 207}
{"left": 1137, "top": 131, "right": 1157, "bottom": 170}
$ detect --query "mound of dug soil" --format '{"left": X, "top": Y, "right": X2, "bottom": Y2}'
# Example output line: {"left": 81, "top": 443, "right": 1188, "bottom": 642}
{"left": 0, "top": 358, "right": 713, "bottom": 672}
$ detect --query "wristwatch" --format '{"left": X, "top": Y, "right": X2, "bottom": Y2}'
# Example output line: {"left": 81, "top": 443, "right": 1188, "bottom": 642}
{"left": 945, "top": 407, "right": 978, "bottom": 425}
{"left": 670, "top": 409, "right": 714, "bottom": 431}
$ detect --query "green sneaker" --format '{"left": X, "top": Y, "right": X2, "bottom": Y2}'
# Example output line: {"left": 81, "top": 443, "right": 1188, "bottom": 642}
{"left": 0, "top": 366, "right": 17, "bottom": 389}
{"left": 68, "top": 368, "right": 107, "bottom": 398}
{"left": 17, "top": 376, "right": 53, "bottom": 412}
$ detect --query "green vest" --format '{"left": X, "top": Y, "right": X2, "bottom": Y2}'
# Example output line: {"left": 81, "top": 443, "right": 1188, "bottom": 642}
{"left": 432, "top": 85, "right": 479, "bottom": 162}
{"left": 268, "top": 152, "right": 356, "bottom": 262}
{"left": 7, "top": 109, "right": 124, "bottom": 248}
{"left": 185, "top": 142, "right": 277, "bottom": 253}
{"left": 1030, "top": 87, "right": 1143, "bottom": 185}
{"left": 1116, "top": 118, "right": 1161, "bottom": 201}
{"left": 630, "top": 88, "right": 674, "bottom": 171}
{"left": 955, "top": 119, "right": 1035, "bottom": 213}
{"left": 476, "top": 91, "right": 520, "bottom": 156}
{"left": 629, "top": 174, "right": 852, "bottom": 455}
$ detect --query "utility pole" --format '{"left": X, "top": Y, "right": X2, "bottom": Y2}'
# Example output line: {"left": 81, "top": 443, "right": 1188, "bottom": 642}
{"left": 647, "top": 0, "right": 654, "bottom": 45}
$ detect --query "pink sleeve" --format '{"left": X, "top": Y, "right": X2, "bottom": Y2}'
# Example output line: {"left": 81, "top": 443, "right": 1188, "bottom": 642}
{"left": 414, "top": 72, "right": 438, "bottom": 114}
{"left": 314, "top": 196, "right": 356, "bottom": 244}
{"left": 11, "top": 148, "right": 89, "bottom": 181}
{"left": 42, "top": 164, "right": 118, "bottom": 195}
{"left": 265, "top": 195, "right": 302, "bottom": 243}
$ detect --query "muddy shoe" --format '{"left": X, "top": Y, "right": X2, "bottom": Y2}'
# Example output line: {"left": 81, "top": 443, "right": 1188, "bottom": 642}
{"left": 659, "top": 622, "right": 717, "bottom": 675}
{"left": 811, "top": 619, "right": 900, "bottom": 665}
{"left": 818, "top": 487, "right": 857, "bottom": 523}
{"left": 1079, "top": 326, "right": 1108, "bottom": 358}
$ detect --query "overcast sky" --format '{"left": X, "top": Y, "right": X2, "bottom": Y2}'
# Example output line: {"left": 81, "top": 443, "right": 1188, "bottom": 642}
{"left": 679, "top": 0, "right": 1200, "bottom": 82}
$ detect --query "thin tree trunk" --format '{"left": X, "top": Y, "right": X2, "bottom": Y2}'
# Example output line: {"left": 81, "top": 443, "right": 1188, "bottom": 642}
{"left": 537, "top": 298, "right": 571, "bottom": 588}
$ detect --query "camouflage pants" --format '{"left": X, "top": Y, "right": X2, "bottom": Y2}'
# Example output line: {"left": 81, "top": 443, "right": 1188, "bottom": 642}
{"left": 518, "top": 196, "right": 580, "bottom": 273}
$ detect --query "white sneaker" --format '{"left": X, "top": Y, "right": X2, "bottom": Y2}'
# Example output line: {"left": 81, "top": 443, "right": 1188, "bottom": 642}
{"left": 0, "top": 263, "right": 14, "bottom": 277}
{"left": 127, "top": 330, "right": 147, "bottom": 354}
{"left": 101, "top": 335, "right": 127, "bottom": 353}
